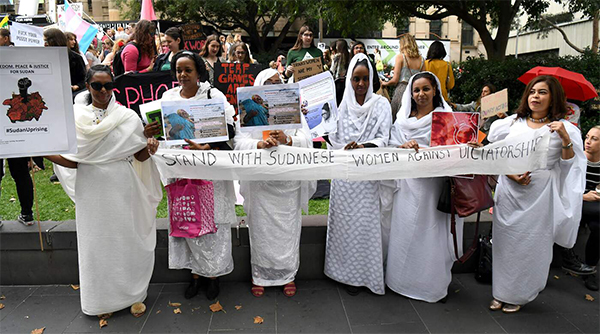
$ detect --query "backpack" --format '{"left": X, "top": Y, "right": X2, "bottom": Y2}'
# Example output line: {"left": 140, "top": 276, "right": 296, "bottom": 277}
{"left": 112, "top": 42, "right": 140, "bottom": 77}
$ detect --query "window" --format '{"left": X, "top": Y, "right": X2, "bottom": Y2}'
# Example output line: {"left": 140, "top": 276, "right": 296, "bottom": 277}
{"left": 429, "top": 20, "right": 442, "bottom": 40}
{"left": 461, "top": 22, "right": 474, "bottom": 46}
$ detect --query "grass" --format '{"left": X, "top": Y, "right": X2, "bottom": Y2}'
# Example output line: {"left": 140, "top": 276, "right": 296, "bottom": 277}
{"left": 0, "top": 159, "right": 329, "bottom": 221}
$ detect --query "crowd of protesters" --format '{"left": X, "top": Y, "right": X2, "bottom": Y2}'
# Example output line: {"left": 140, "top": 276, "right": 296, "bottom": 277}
{"left": 0, "top": 21, "right": 597, "bottom": 321}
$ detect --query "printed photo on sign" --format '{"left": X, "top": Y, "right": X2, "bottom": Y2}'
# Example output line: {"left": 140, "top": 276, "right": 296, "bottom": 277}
{"left": 161, "top": 100, "right": 228, "bottom": 146}
{"left": 139, "top": 100, "right": 164, "bottom": 138}
{"left": 298, "top": 71, "right": 338, "bottom": 138}
{"left": 430, "top": 111, "right": 480, "bottom": 147}
{"left": 237, "top": 83, "right": 302, "bottom": 132}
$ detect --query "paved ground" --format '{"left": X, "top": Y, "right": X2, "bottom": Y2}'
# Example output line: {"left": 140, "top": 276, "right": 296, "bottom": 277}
{"left": 0, "top": 268, "right": 598, "bottom": 334}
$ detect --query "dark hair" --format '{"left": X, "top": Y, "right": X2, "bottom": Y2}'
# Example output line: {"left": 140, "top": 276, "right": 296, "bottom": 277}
{"left": 329, "top": 40, "right": 337, "bottom": 53}
{"left": 165, "top": 27, "right": 184, "bottom": 51}
{"left": 43, "top": 28, "right": 68, "bottom": 47}
{"left": 351, "top": 41, "right": 366, "bottom": 55}
{"left": 128, "top": 19, "right": 156, "bottom": 58}
{"left": 410, "top": 72, "right": 444, "bottom": 112}
{"left": 335, "top": 39, "right": 350, "bottom": 70}
{"left": 291, "top": 25, "right": 315, "bottom": 51}
{"left": 515, "top": 75, "right": 567, "bottom": 121}
{"left": 229, "top": 42, "right": 251, "bottom": 63}
{"left": 483, "top": 83, "right": 496, "bottom": 94}
{"left": 0, "top": 28, "right": 10, "bottom": 39}
{"left": 426, "top": 40, "right": 446, "bottom": 60}
{"left": 84, "top": 65, "right": 114, "bottom": 105}
{"left": 200, "top": 34, "right": 222, "bottom": 58}
{"left": 65, "top": 32, "right": 80, "bottom": 52}
{"left": 170, "top": 50, "right": 209, "bottom": 83}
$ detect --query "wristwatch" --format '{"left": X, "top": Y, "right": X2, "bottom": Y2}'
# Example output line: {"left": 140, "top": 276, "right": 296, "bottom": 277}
{"left": 562, "top": 142, "right": 573, "bottom": 149}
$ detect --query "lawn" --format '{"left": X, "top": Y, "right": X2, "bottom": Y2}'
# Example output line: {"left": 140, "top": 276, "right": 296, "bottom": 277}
{"left": 0, "top": 159, "right": 329, "bottom": 221}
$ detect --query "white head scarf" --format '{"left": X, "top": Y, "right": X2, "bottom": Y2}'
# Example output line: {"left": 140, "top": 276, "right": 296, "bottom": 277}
{"left": 254, "top": 68, "right": 280, "bottom": 86}
{"left": 391, "top": 71, "right": 452, "bottom": 147}
{"left": 339, "top": 53, "right": 378, "bottom": 126}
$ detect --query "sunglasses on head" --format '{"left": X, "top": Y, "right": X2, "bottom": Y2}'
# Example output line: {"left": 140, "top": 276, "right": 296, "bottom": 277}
{"left": 90, "top": 82, "right": 115, "bottom": 91}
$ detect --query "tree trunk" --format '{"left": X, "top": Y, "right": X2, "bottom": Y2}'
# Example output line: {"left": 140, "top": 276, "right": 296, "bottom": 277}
{"left": 593, "top": 9, "right": 599, "bottom": 54}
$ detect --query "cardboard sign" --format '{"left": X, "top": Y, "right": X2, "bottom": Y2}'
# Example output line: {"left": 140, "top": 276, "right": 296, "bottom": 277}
{"left": 10, "top": 22, "right": 44, "bottom": 47}
{"left": 430, "top": 111, "right": 480, "bottom": 147}
{"left": 292, "top": 57, "right": 323, "bottom": 82}
{"left": 213, "top": 62, "right": 263, "bottom": 114}
{"left": 480, "top": 88, "right": 509, "bottom": 119}
{"left": 113, "top": 71, "right": 179, "bottom": 117}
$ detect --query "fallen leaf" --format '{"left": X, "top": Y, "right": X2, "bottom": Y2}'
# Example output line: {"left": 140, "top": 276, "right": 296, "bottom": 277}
{"left": 70, "top": 284, "right": 79, "bottom": 290}
{"left": 553, "top": 275, "right": 560, "bottom": 279}
{"left": 52, "top": 182, "right": 61, "bottom": 185}
{"left": 168, "top": 301, "right": 181, "bottom": 307}
{"left": 173, "top": 308, "right": 182, "bottom": 314}
{"left": 585, "top": 294, "right": 595, "bottom": 302}
{"left": 253, "top": 316, "right": 264, "bottom": 324}
{"left": 454, "top": 289, "right": 460, "bottom": 293}
{"left": 0, "top": 303, "right": 4, "bottom": 310}
{"left": 0, "top": 295, "right": 5, "bottom": 300}
{"left": 209, "top": 301, "right": 226, "bottom": 313}
{"left": 9, "top": 197, "right": 16, "bottom": 202}
{"left": 156, "top": 310, "right": 161, "bottom": 314}
{"left": 31, "top": 328, "right": 45, "bottom": 334}
{"left": 99, "top": 319, "right": 108, "bottom": 328}
{"left": 235, "top": 305, "right": 242, "bottom": 310}
{"left": 65, "top": 209, "right": 69, "bottom": 212}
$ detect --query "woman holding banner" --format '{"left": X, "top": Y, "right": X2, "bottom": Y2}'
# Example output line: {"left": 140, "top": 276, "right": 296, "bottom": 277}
{"left": 149, "top": 51, "right": 237, "bottom": 300}
{"left": 234, "top": 68, "right": 315, "bottom": 298}
{"left": 325, "top": 53, "right": 392, "bottom": 296}
{"left": 487, "top": 76, "right": 586, "bottom": 313}
{"left": 385, "top": 72, "right": 459, "bottom": 303}
{"left": 48, "top": 65, "right": 162, "bottom": 318}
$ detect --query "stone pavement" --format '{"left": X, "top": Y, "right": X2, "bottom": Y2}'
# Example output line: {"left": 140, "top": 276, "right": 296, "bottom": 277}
{"left": 0, "top": 268, "right": 598, "bottom": 334}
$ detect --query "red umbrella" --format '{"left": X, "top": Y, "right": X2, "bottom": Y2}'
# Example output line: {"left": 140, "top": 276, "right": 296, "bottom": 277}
{"left": 518, "top": 66, "right": 598, "bottom": 101}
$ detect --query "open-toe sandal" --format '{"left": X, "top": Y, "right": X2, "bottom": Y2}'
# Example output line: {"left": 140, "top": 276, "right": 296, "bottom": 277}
{"left": 283, "top": 282, "right": 297, "bottom": 297}
{"left": 251, "top": 284, "right": 265, "bottom": 298}
{"left": 489, "top": 299, "right": 503, "bottom": 311}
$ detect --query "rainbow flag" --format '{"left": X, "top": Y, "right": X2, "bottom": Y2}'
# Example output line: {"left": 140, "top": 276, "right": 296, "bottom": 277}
{"left": 63, "top": 2, "right": 97, "bottom": 53}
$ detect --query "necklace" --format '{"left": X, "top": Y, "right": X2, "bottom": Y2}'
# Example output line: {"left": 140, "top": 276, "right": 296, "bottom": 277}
{"left": 528, "top": 115, "right": 549, "bottom": 123}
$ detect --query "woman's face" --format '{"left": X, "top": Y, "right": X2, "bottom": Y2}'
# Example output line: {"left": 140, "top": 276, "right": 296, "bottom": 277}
{"left": 86, "top": 72, "right": 113, "bottom": 107}
{"left": 165, "top": 35, "right": 180, "bottom": 52}
{"left": 527, "top": 81, "right": 551, "bottom": 115}
{"left": 208, "top": 40, "right": 220, "bottom": 56}
{"left": 353, "top": 44, "right": 365, "bottom": 55}
{"left": 175, "top": 57, "right": 199, "bottom": 89}
{"left": 412, "top": 77, "right": 436, "bottom": 108}
{"left": 351, "top": 65, "right": 370, "bottom": 99}
{"left": 301, "top": 30, "right": 313, "bottom": 46}
{"left": 264, "top": 73, "right": 281, "bottom": 85}
{"left": 585, "top": 128, "right": 600, "bottom": 155}
{"left": 68, "top": 36, "right": 76, "bottom": 49}
{"left": 0, "top": 35, "right": 10, "bottom": 46}
{"left": 234, "top": 46, "right": 247, "bottom": 61}
{"left": 481, "top": 86, "right": 491, "bottom": 98}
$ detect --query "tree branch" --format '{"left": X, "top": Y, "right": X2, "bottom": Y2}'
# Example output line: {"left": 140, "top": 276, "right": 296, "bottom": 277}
{"left": 542, "top": 16, "right": 585, "bottom": 53}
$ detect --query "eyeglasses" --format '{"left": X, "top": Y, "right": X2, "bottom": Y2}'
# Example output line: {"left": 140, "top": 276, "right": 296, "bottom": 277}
{"left": 90, "top": 82, "right": 115, "bottom": 91}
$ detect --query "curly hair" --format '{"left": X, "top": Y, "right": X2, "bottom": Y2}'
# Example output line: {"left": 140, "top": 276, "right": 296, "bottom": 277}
{"left": 170, "top": 50, "right": 209, "bottom": 83}
{"left": 410, "top": 72, "right": 444, "bottom": 112}
{"left": 515, "top": 75, "right": 567, "bottom": 121}
{"left": 200, "top": 34, "right": 222, "bottom": 58}
{"left": 128, "top": 19, "right": 156, "bottom": 58}
{"left": 399, "top": 34, "right": 420, "bottom": 58}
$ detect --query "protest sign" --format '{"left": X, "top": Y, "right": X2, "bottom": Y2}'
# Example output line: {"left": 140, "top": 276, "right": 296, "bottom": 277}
{"left": 152, "top": 126, "right": 550, "bottom": 182}
{"left": 238, "top": 83, "right": 302, "bottom": 132}
{"left": 113, "top": 71, "right": 179, "bottom": 116}
{"left": 298, "top": 71, "right": 338, "bottom": 138}
{"left": 480, "top": 88, "right": 509, "bottom": 119}
{"left": 0, "top": 47, "right": 77, "bottom": 158}
{"left": 292, "top": 57, "right": 323, "bottom": 82}
{"left": 181, "top": 23, "right": 205, "bottom": 53}
{"left": 139, "top": 100, "right": 164, "bottom": 138}
{"left": 161, "top": 99, "right": 229, "bottom": 145}
{"left": 430, "top": 111, "right": 480, "bottom": 147}
{"left": 213, "top": 62, "right": 263, "bottom": 111}
{"left": 10, "top": 21, "right": 44, "bottom": 47}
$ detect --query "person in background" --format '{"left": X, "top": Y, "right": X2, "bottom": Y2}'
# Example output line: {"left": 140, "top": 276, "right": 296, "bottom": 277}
{"left": 284, "top": 25, "right": 323, "bottom": 82}
{"left": 122, "top": 20, "right": 156, "bottom": 73}
{"left": 199, "top": 34, "right": 223, "bottom": 84}
{"left": 330, "top": 39, "right": 350, "bottom": 81}
{"left": 322, "top": 46, "right": 332, "bottom": 71}
{"left": 114, "top": 26, "right": 128, "bottom": 41}
{"left": 102, "top": 39, "right": 125, "bottom": 68}
{"left": 66, "top": 31, "right": 90, "bottom": 70}
{"left": 44, "top": 29, "right": 86, "bottom": 95}
{"left": 374, "top": 47, "right": 384, "bottom": 77}
{"left": 100, "top": 38, "right": 114, "bottom": 63}
{"left": 228, "top": 42, "right": 252, "bottom": 64}
{"left": 219, "top": 35, "right": 228, "bottom": 57}
{"left": 0, "top": 28, "right": 13, "bottom": 46}
{"left": 452, "top": 83, "right": 506, "bottom": 137}
{"left": 225, "top": 34, "right": 235, "bottom": 61}
{"left": 86, "top": 45, "right": 101, "bottom": 67}
{"left": 425, "top": 40, "right": 454, "bottom": 102}
{"left": 153, "top": 27, "right": 183, "bottom": 72}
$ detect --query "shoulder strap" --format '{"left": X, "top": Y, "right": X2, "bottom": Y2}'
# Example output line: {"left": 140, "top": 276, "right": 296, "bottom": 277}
{"left": 401, "top": 53, "right": 408, "bottom": 68}
{"left": 446, "top": 62, "right": 451, "bottom": 86}
{"left": 420, "top": 57, "right": 425, "bottom": 70}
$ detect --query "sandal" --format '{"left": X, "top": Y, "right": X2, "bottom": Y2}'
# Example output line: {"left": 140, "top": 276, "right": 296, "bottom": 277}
{"left": 502, "top": 303, "right": 521, "bottom": 313}
{"left": 489, "top": 299, "right": 503, "bottom": 311}
{"left": 283, "top": 282, "right": 296, "bottom": 297}
{"left": 251, "top": 284, "right": 264, "bottom": 298}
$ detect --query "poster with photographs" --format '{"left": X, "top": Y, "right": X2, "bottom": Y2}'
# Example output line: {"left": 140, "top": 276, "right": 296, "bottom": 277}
{"left": 0, "top": 47, "right": 77, "bottom": 158}
{"left": 297, "top": 71, "right": 338, "bottom": 138}
{"left": 237, "top": 83, "right": 302, "bottom": 132}
{"left": 161, "top": 100, "right": 228, "bottom": 146}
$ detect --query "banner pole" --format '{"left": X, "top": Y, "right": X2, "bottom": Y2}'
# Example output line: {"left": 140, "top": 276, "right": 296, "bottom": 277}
{"left": 29, "top": 157, "right": 44, "bottom": 252}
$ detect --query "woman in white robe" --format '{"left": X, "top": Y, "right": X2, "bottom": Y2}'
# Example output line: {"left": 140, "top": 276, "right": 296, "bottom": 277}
{"left": 49, "top": 65, "right": 162, "bottom": 317}
{"left": 234, "top": 68, "right": 316, "bottom": 297}
{"left": 149, "top": 51, "right": 237, "bottom": 300}
{"left": 325, "top": 53, "right": 392, "bottom": 295}
{"left": 487, "top": 75, "right": 586, "bottom": 313}
{"left": 385, "top": 72, "right": 463, "bottom": 303}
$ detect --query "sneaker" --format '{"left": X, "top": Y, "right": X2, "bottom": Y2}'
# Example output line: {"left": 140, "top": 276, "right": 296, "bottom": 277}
{"left": 561, "top": 248, "right": 597, "bottom": 276}
{"left": 17, "top": 214, "right": 34, "bottom": 226}
{"left": 49, "top": 173, "right": 59, "bottom": 182}
{"left": 584, "top": 274, "right": 599, "bottom": 291}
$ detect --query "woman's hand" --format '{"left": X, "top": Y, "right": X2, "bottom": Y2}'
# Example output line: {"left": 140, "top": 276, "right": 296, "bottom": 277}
{"left": 497, "top": 112, "right": 507, "bottom": 119}
{"left": 285, "top": 65, "right": 294, "bottom": 78}
{"left": 71, "top": 85, "right": 79, "bottom": 91}
{"left": 548, "top": 121, "right": 570, "bottom": 144}
{"left": 344, "top": 141, "right": 364, "bottom": 150}
{"left": 270, "top": 130, "right": 291, "bottom": 145}
{"left": 143, "top": 120, "right": 161, "bottom": 138}
{"left": 257, "top": 136, "right": 278, "bottom": 149}
{"left": 400, "top": 140, "right": 419, "bottom": 152}
{"left": 583, "top": 191, "right": 600, "bottom": 202}
{"left": 147, "top": 137, "right": 159, "bottom": 155}
{"left": 184, "top": 138, "right": 211, "bottom": 150}
{"left": 508, "top": 172, "right": 531, "bottom": 186}
{"left": 467, "top": 142, "right": 484, "bottom": 148}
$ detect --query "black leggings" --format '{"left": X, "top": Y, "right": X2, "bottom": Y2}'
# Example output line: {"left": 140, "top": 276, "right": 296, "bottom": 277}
{"left": 582, "top": 200, "right": 600, "bottom": 266}
{"left": 0, "top": 158, "right": 34, "bottom": 216}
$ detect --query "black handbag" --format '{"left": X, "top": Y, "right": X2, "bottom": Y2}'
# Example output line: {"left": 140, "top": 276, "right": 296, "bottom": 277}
{"left": 475, "top": 233, "right": 493, "bottom": 284}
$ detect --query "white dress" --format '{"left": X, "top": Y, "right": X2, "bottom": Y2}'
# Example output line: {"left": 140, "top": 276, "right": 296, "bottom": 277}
{"left": 55, "top": 94, "right": 163, "bottom": 315}
{"left": 324, "top": 53, "right": 392, "bottom": 295}
{"left": 385, "top": 72, "right": 463, "bottom": 303}
{"left": 488, "top": 116, "right": 586, "bottom": 305}
{"left": 161, "top": 83, "right": 238, "bottom": 278}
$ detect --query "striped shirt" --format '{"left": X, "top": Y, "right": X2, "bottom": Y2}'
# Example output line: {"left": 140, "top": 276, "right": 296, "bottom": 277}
{"left": 586, "top": 160, "right": 600, "bottom": 192}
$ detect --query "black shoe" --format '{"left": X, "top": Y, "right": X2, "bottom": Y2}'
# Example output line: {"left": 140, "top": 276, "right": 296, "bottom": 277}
{"left": 584, "top": 274, "right": 599, "bottom": 291}
{"left": 561, "top": 248, "right": 597, "bottom": 276}
{"left": 184, "top": 277, "right": 201, "bottom": 299}
{"left": 345, "top": 285, "right": 360, "bottom": 296}
{"left": 17, "top": 214, "right": 34, "bottom": 226}
{"left": 438, "top": 295, "right": 448, "bottom": 304}
{"left": 206, "top": 278, "right": 220, "bottom": 300}
{"left": 49, "top": 174, "right": 59, "bottom": 182}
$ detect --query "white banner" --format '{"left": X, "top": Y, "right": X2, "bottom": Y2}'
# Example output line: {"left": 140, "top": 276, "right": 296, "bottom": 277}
{"left": 152, "top": 127, "right": 550, "bottom": 181}
{"left": 9, "top": 21, "right": 44, "bottom": 47}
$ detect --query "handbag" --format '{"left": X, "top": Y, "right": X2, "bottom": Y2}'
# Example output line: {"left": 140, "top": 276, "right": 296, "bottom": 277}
{"left": 475, "top": 232, "right": 493, "bottom": 283}
{"left": 437, "top": 175, "right": 495, "bottom": 263}
{"left": 165, "top": 179, "right": 217, "bottom": 239}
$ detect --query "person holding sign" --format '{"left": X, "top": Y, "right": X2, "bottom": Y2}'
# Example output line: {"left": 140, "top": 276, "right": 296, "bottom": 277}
{"left": 386, "top": 72, "right": 459, "bottom": 303}
{"left": 154, "top": 50, "right": 237, "bottom": 301}
{"left": 452, "top": 83, "right": 507, "bottom": 136}
{"left": 47, "top": 65, "right": 162, "bottom": 318}
{"left": 283, "top": 25, "right": 323, "bottom": 82}
{"left": 487, "top": 76, "right": 586, "bottom": 313}
{"left": 325, "top": 53, "right": 392, "bottom": 296}
{"left": 234, "top": 68, "right": 315, "bottom": 298}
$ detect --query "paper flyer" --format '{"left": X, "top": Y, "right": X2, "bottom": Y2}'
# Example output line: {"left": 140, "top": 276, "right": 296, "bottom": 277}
{"left": 237, "top": 83, "right": 302, "bottom": 132}
{"left": 161, "top": 99, "right": 229, "bottom": 146}
{"left": 297, "top": 71, "right": 338, "bottom": 138}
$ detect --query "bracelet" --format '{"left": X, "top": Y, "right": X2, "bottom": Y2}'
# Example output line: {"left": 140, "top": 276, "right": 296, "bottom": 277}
{"left": 284, "top": 135, "right": 291, "bottom": 145}
{"left": 562, "top": 142, "right": 573, "bottom": 149}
